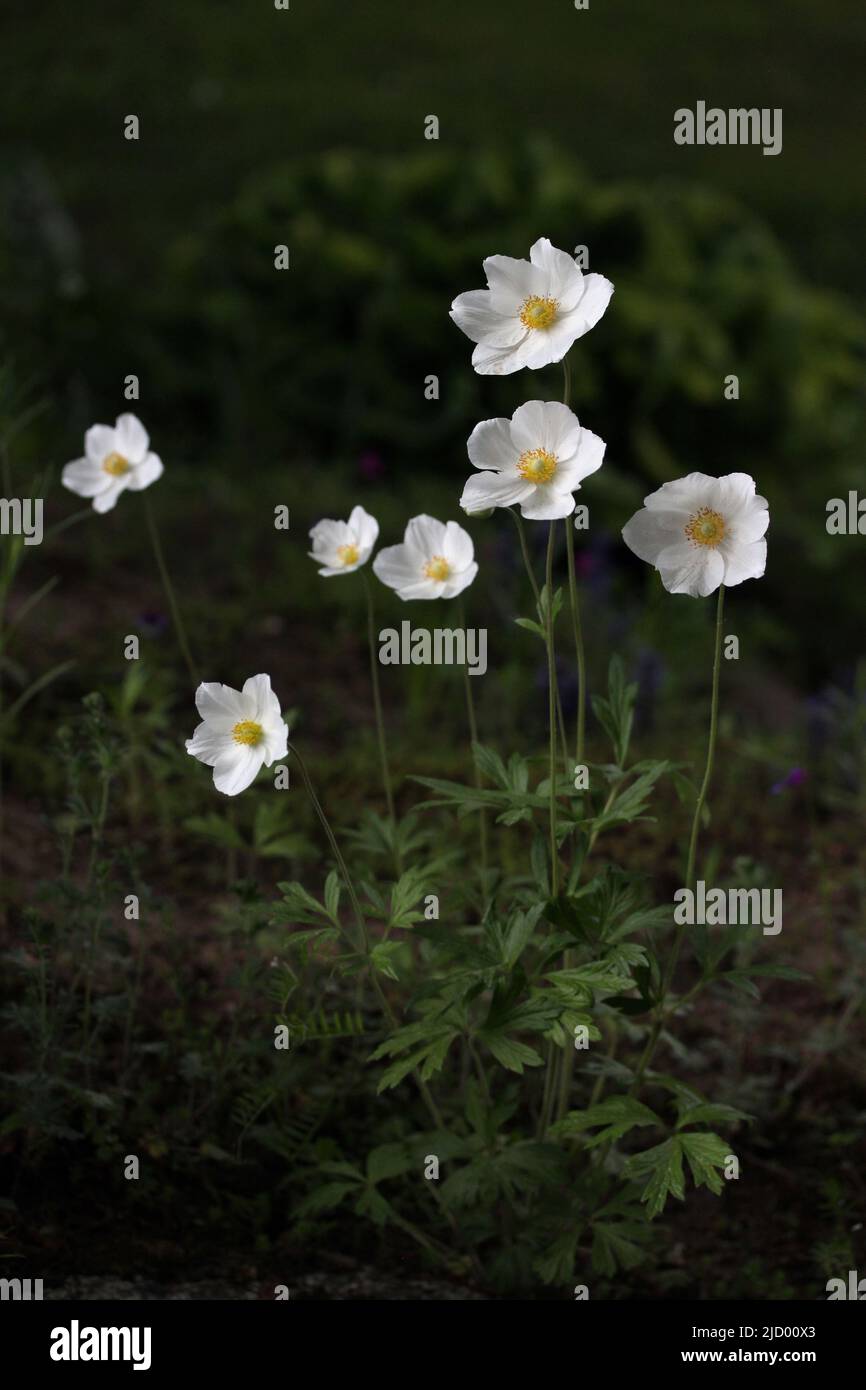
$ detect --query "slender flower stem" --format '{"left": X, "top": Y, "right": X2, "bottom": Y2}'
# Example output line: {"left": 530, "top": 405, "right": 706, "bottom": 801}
{"left": 509, "top": 507, "right": 569, "bottom": 771}
{"left": 457, "top": 597, "right": 488, "bottom": 893}
{"left": 287, "top": 742, "right": 451, "bottom": 1137}
{"left": 545, "top": 521, "right": 560, "bottom": 899}
{"left": 143, "top": 492, "right": 199, "bottom": 688}
{"left": 361, "top": 569, "right": 401, "bottom": 875}
{"left": 629, "top": 584, "right": 726, "bottom": 1096}
{"left": 561, "top": 355, "right": 587, "bottom": 768}
{"left": 564, "top": 524, "right": 586, "bottom": 765}
{"left": 288, "top": 742, "right": 369, "bottom": 955}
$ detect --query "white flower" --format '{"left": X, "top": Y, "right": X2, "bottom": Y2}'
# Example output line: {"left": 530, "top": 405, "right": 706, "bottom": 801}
{"left": 450, "top": 237, "right": 614, "bottom": 376}
{"left": 622, "top": 472, "right": 769, "bottom": 598}
{"left": 460, "top": 400, "right": 605, "bottom": 522}
{"left": 308, "top": 505, "right": 379, "bottom": 576}
{"left": 185, "top": 674, "right": 289, "bottom": 796}
{"left": 373, "top": 515, "right": 478, "bottom": 601}
{"left": 62, "top": 413, "right": 164, "bottom": 513}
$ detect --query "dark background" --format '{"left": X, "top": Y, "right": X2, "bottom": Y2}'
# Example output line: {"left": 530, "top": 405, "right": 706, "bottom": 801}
{"left": 1, "top": 0, "right": 865, "bottom": 1299}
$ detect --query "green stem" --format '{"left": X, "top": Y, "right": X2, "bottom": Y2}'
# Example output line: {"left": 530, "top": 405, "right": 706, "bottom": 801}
{"left": 288, "top": 742, "right": 369, "bottom": 956}
{"left": 545, "top": 521, "right": 559, "bottom": 899}
{"left": 361, "top": 568, "right": 401, "bottom": 874}
{"left": 510, "top": 507, "right": 569, "bottom": 772}
{"left": 537, "top": 521, "right": 561, "bottom": 1140}
{"left": 458, "top": 596, "right": 488, "bottom": 894}
{"left": 143, "top": 492, "right": 199, "bottom": 688}
{"left": 287, "top": 741, "right": 450, "bottom": 1139}
{"left": 561, "top": 355, "right": 586, "bottom": 769}
{"left": 630, "top": 584, "right": 726, "bottom": 1096}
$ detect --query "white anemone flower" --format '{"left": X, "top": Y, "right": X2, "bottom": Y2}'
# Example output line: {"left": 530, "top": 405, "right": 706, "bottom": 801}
{"left": 373, "top": 515, "right": 478, "bottom": 601}
{"left": 61, "top": 413, "right": 164, "bottom": 513}
{"left": 622, "top": 472, "right": 769, "bottom": 598}
{"left": 186, "top": 674, "right": 289, "bottom": 796}
{"left": 450, "top": 237, "right": 614, "bottom": 376}
{"left": 308, "top": 505, "right": 379, "bottom": 576}
{"left": 460, "top": 400, "right": 605, "bottom": 522}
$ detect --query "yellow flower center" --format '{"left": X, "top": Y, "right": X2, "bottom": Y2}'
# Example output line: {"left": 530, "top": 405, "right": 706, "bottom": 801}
{"left": 103, "top": 451, "right": 131, "bottom": 477}
{"left": 232, "top": 720, "right": 264, "bottom": 746}
{"left": 424, "top": 555, "right": 451, "bottom": 582}
{"left": 685, "top": 508, "right": 727, "bottom": 548}
{"left": 517, "top": 449, "right": 558, "bottom": 484}
{"left": 519, "top": 294, "right": 558, "bottom": 330}
{"left": 337, "top": 543, "right": 359, "bottom": 566}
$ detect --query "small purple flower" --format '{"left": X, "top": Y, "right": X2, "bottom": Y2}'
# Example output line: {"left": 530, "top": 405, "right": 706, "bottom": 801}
{"left": 358, "top": 449, "right": 385, "bottom": 483}
{"left": 770, "top": 767, "right": 807, "bottom": 796}
{"left": 138, "top": 610, "right": 169, "bottom": 638}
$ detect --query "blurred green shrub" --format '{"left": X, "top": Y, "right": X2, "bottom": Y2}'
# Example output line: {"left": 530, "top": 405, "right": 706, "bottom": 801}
{"left": 2, "top": 140, "right": 865, "bottom": 668}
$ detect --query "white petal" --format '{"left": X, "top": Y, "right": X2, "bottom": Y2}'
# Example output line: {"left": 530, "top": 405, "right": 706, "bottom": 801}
{"left": 126, "top": 452, "right": 164, "bottom": 491}
{"left": 309, "top": 518, "right": 345, "bottom": 547}
{"left": 92, "top": 479, "right": 128, "bottom": 513}
{"left": 242, "top": 673, "right": 281, "bottom": 722}
{"left": 721, "top": 538, "right": 767, "bottom": 587}
{"left": 564, "top": 272, "right": 615, "bottom": 337}
{"left": 470, "top": 332, "right": 532, "bottom": 376}
{"left": 730, "top": 502, "right": 770, "bottom": 544}
{"left": 519, "top": 490, "right": 575, "bottom": 522}
{"left": 643, "top": 473, "right": 714, "bottom": 514}
{"left": 394, "top": 577, "right": 442, "bottom": 601}
{"left": 520, "top": 328, "right": 569, "bottom": 371}
{"left": 195, "top": 681, "right": 247, "bottom": 728}
{"left": 373, "top": 544, "right": 421, "bottom": 592}
{"left": 657, "top": 543, "right": 725, "bottom": 597}
{"left": 62, "top": 456, "right": 112, "bottom": 499}
{"left": 404, "top": 514, "right": 447, "bottom": 558}
{"left": 622, "top": 507, "right": 689, "bottom": 564}
{"left": 511, "top": 400, "right": 580, "bottom": 455}
{"left": 349, "top": 505, "right": 379, "bottom": 551}
{"left": 441, "top": 562, "right": 478, "bottom": 598}
{"left": 213, "top": 744, "right": 263, "bottom": 796}
{"left": 84, "top": 424, "right": 117, "bottom": 464}
{"left": 482, "top": 253, "right": 538, "bottom": 309}
{"left": 185, "top": 721, "right": 230, "bottom": 767}
{"left": 528, "top": 238, "right": 585, "bottom": 308}
{"left": 262, "top": 720, "right": 290, "bottom": 764}
{"left": 114, "top": 413, "right": 150, "bottom": 463}
{"left": 443, "top": 520, "right": 474, "bottom": 570}
{"left": 714, "top": 472, "right": 758, "bottom": 515}
{"left": 557, "top": 427, "right": 606, "bottom": 485}
{"left": 467, "top": 417, "right": 515, "bottom": 470}
{"left": 450, "top": 289, "right": 525, "bottom": 348}
{"left": 461, "top": 472, "right": 532, "bottom": 513}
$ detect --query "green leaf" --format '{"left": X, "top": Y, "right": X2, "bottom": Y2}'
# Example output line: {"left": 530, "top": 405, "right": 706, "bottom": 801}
{"left": 676, "top": 1103, "right": 752, "bottom": 1130}
{"left": 480, "top": 1031, "right": 543, "bottom": 1073}
{"left": 591, "top": 656, "right": 637, "bottom": 766}
{"left": 551, "top": 1096, "right": 662, "bottom": 1148}
{"left": 471, "top": 742, "right": 509, "bottom": 788}
{"left": 591, "top": 1220, "right": 651, "bottom": 1276}
{"left": 355, "top": 1185, "right": 392, "bottom": 1226}
{"left": 623, "top": 1137, "right": 686, "bottom": 1219}
{"left": 679, "top": 1131, "right": 734, "bottom": 1196}
{"left": 535, "top": 1229, "right": 581, "bottom": 1285}
{"left": 295, "top": 1180, "right": 359, "bottom": 1218}
{"left": 273, "top": 881, "right": 331, "bottom": 925}
{"left": 324, "top": 869, "right": 341, "bottom": 922}
{"left": 185, "top": 813, "right": 246, "bottom": 851}
{"left": 386, "top": 864, "right": 431, "bottom": 930}
{"left": 370, "top": 940, "right": 402, "bottom": 981}
{"left": 366, "top": 1142, "right": 416, "bottom": 1184}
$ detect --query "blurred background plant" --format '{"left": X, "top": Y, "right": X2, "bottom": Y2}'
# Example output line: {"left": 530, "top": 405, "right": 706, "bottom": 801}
{"left": 0, "top": 0, "right": 864, "bottom": 1299}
